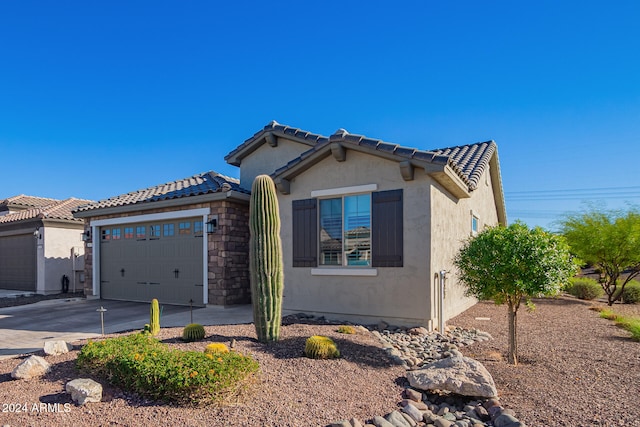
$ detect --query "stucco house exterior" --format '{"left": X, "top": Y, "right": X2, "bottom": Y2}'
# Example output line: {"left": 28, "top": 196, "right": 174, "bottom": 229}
{"left": 226, "top": 121, "right": 507, "bottom": 328}
{"left": 73, "top": 171, "right": 251, "bottom": 307}
{"left": 0, "top": 195, "right": 91, "bottom": 294}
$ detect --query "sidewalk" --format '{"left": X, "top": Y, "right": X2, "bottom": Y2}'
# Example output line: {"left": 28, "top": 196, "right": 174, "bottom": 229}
{"left": 0, "top": 297, "right": 253, "bottom": 359}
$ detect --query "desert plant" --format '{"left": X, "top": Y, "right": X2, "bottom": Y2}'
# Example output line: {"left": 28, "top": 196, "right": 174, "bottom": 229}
{"left": 182, "top": 323, "right": 206, "bottom": 342}
{"left": 149, "top": 298, "right": 161, "bottom": 336}
{"left": 336, "top": 325, "right": 355, "bottom": 334}
{"left": 204, "top": 342, "right": 229, "bottom": 354}
{"left": 621, "top": 280, "right": 640, "bottom": 304}
{"left": 249, "top": 175, "right": 284, "bottom": 343}
{"left": 454, "top": 222, "right": 578, "bottom": 365}
{"left": 77, "top": 333, "right": 259, "bottom": 405}
{"left": 304, "top": 335, "right": 340, "bottom": 359}
{"left": 565, "top": 277, "right": 604, "bottom": 300}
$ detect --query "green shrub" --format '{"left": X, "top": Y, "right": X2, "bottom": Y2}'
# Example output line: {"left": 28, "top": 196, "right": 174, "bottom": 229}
{"left": 565, "top": 277, "right": 603, "bottom": 300}
{"left": 77, "top": 333, "right": 259, "bottom": 405}
{"left": 182, "top": 323, "right": 206, "bottom": 342}
{"left": 621, "top": 280, "right": 640, "bottom": 304}
{"left": 304, "top": 335, "right": 340, "bottom": 359}
{"left": 336, "top": 325, "right": 355, "bottom": 334}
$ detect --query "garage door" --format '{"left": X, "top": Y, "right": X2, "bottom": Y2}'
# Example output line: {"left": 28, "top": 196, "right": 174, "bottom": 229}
{"left": 100, "top": 218, "right": 204, "bottom": 306}
{"left": 0, "top": 233, "right": 37, "bottom": 291}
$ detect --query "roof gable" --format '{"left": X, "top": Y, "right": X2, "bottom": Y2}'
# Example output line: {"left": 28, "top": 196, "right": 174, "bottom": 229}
{"left": 225, "top": 120, "right": 328, "bottom": 167}
{"left": 74, "top": 171, "right": 246, "bottom": 215}
{"left": 269, "top": 127, "right": 498, "bottom": 199}
{"left": 0, "top": 195, "right": 61, "bottom": 212}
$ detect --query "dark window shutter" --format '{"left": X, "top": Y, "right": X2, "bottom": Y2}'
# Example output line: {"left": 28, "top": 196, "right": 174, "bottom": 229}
{"left": 292, "top": 198, "right": 317, "bottom": 267}
{"left": 372, "top": 189, "right": 403, "bottom": 267}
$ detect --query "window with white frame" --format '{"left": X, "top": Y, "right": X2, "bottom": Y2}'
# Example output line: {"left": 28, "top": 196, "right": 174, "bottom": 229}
{"left": 471, "top": 213, "right": 479, "bottom": 235}
{"left": 319, "top": 194, "right": 371, "bottom": 267}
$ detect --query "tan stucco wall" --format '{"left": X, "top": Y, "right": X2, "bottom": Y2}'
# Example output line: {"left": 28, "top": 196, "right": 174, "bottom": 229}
{"left": 40, "top": 226, "right": 85, "bottom": 294}
{"left": 429, "top": 164, "right": 501, "bottom": 324}
{"left": 239, "top": 138, "right": 312, "bottom": 190}
{"left": 278, "top": 150, "right": 435, "bottom": 327}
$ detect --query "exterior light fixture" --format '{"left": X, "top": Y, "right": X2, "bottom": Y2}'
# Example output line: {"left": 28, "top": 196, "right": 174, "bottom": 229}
{"left": 206, "top": 216, "right": 218, "bottom": 234}
{"left": 33, "top": 228, "right": 41, "bottom": 239}
{"left": 81, "top": 229, "right": 91, "bottom": 241}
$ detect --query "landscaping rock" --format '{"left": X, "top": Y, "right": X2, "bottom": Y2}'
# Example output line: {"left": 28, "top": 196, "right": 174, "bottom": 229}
{"left": 494, "top": 413, "right": 525, "bottom": 427}
{"left": 434, "top": 418, "right": 453, "bottom": 427}
{"left": 403, "top": 388, "right": 423, "bottom": 402}
{"left": 43, "top": 340, "right": 72, "bottom": 356}
{"left": 66, "top": 378, "right": 103, "bottom": 405}
{"left": 331, "top": 421, "right": 352, "bottom": 427}
{"left": 407, "top": 355, "right": 497, "bottom": 398}
{"left": 372, "top": 415, "right": 395, "bottom": 427}
{"left": 385, "top": 410, "right": 412, "bottom": 427}
{"left": 350, "top": 418, "right": 364, "bottom": 427}
{"left": 11, "top": 355, "right": 50, "bottom": 379}
{"left": 401, "top": 403, "right": 423, "bottom": 422}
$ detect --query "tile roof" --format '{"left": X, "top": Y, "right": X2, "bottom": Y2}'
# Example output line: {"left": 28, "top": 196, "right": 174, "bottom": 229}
{"left": 0, "top": 195, "right": 61, "bottom": 210}
{"left": 74, "top": 171, "right": 246, "bottom": 213}
{"left": 225, "top": 120, "right": 329, "bottom": 166}
{"left": 0, "top": 197, "right": 94, "bottom": 224}
{"left": 270, "top": 125, "right": 497, "bottom": 192}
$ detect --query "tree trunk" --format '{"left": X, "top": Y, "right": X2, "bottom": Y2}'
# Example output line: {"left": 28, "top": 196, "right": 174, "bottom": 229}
{"left": 507, "top": 299, "right": 518, "bottom": 365}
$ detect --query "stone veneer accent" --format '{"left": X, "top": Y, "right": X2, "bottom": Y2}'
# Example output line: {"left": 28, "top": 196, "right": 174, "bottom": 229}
{"left": 81, "top": 199, "right": 250, "bottom": 306}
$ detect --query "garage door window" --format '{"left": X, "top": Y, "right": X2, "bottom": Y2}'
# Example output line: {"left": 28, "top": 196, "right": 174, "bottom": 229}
{"left": 124, "top": 227, "right": 134, "bottom": 239}
{"left": 179, "top": 222, "right": 191, "bottom": 235}
{"left": 163, "top": 223, "right": 174, "bottom": 237}
{"left": 136, "top": 226, "right": 146, "bottom": 239}
{"left": 194, "top": 221, "right": 203, "bottom": 235}
{"left": 149, "top": 225, "right": 161, "bottom": 238}
{"left": 112, "top": 228, "right": 121, "bottom": 240}
{"left": 102, "top": 229, "right": 110, "bottom": 241}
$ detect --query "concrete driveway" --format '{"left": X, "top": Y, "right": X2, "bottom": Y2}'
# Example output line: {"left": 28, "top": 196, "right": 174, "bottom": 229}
{"left": 0, "top": 297, "right": 252, "bottom": 359}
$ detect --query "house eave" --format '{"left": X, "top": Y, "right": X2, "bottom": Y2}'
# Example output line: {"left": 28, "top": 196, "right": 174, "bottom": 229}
{"left": 225, "top": 130, "right": 321, "bottom": 167}
{"left": 73, "top": 190, "right": 250, "bottom": 219}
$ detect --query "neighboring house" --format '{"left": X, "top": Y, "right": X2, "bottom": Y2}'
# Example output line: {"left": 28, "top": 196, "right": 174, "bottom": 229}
{"left": 0, "top": 195, "right": 92, "bottom": 294}
{"left": 73, "top": 171, "right": 251, "bottom": 307}
{"left": 226, "top": 121, "right": 507, "bottom": 328}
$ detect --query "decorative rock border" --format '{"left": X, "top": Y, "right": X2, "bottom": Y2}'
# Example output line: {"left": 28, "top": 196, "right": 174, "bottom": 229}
{"left": 329, "top": 324, "right": 526, "bottom": 427}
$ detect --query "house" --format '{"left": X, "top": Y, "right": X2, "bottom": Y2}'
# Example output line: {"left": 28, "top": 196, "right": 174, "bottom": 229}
{"left": 226, "top": 121, "right": 507, "bottom": 328}
{"left": 0, "top": 195, "right": 92, "bottom": 294}
{"left": 72, "top": 171, "right": 251, "bottom": 306}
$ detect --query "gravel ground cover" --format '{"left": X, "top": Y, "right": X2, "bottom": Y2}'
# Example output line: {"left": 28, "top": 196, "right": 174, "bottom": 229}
{"left": 451, "top": 296, "right": 640, "bottom": 427}
{"left": 0, "top": 294, "right": 638, "bottom": 426}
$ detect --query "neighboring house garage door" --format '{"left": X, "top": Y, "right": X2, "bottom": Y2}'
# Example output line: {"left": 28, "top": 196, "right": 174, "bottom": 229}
{"left": 0, "top": 234, "right": 36, "bottom": 291}
{"left": 99, "top": 218, "right": 204, "bottom": 306}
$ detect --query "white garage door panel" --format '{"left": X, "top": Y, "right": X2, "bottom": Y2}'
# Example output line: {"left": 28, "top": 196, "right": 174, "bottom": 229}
{"left": 100, "top": 218, "right": 204, "bottom": 306}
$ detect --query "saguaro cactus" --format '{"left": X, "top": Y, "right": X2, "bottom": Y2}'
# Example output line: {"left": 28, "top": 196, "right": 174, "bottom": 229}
{"left": 150, "top": 298, "right": 160, "bottom": 336}
{"left": 249, "top": 175, "right": 284, "bottom": 342}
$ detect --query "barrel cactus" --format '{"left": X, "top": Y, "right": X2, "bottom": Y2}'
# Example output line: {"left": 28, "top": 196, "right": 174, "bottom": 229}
{"left": 149, "top": 298, "right": 160, "bottom": 336}
{"left": 204, "top": 342, "right": 230, "bottom": 354}
{"left": 304, "top": 335, "right": 340, "bottom": 359}
{"left": 182, "top": 323, "right": 206, "bottom": 342}
{"left": 249, "top": 175, "right": 284, "bottom": 343}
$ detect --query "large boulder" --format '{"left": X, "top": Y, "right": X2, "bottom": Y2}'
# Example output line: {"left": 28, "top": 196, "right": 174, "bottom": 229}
{"left": 43, "top": 340, "right": 73, "bottom": 356}
{"left": 406, "top": 355, "right": 497, "bottom": 398}
{"left": 66, "top": 378, "right": 103, "bottom": 405}
{"left": 11, "top": 355, "right": 50, "bottom": 379}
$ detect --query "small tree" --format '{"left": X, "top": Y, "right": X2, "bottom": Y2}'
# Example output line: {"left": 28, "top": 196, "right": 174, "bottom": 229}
{"left": 559, "top": 208, "right": 640, "bottom": 306}
{"left": 454, "top": 222, "right": 578, "bottom": 365}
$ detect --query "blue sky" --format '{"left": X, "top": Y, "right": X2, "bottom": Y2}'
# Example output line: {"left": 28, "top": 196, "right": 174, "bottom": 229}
{"left": 1, "top": 1, "right": 638, "bottom": 231}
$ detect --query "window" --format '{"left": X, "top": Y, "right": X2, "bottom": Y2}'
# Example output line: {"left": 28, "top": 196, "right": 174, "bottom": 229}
{"left": 293, "top": 189, "right": 403, "bottom": 268}
{"left": 163, "top": 223, "right": 175, "bottom": 237}
{"left": 149, "top": 225, "right": 161, "bottom": 238}
{"left": 124, "top": 227, "right": 134, "bottom": 239}
{"left": 319, "top": 194, "right": 371, "bottom": 266}
{"left": 111, "top": 228, "right": 121, "bottom": 240}
{"left": 101, "top": 229, "right": 110, "bottom": 241}
{"left": 471, "top": 213, "right": 479, "bottom": 235}
{"left": 179, "top": 222, "right": 191, "bottom": 235}
{"left": 194, "top": 220, "right": 203, "bottom": 234}
{"left": 136, "top": 226, "right": 146, "bottom": 239}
